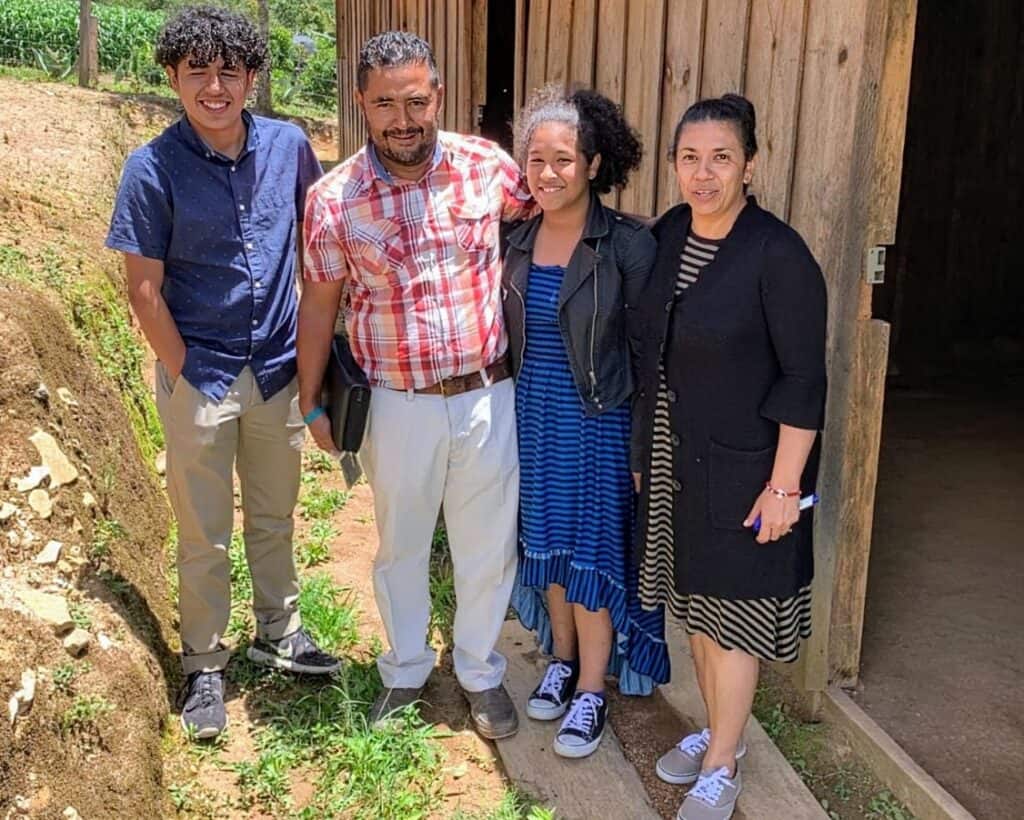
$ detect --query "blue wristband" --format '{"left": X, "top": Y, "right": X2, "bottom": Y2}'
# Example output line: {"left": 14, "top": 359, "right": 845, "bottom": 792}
{"left": 303, "top": 406, "right": 326, "bottom": 425}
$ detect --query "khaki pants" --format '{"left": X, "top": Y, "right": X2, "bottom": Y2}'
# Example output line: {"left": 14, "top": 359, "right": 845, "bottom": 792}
{"left": 156, "top": 364, "right": 304, "bottom": 674}
{"left": 360, "top": 378, "right": 519, "bottom": 692}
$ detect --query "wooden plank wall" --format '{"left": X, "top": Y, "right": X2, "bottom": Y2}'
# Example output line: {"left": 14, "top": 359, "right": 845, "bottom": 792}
{"left": 336, "top": 0, "right": 391, "bottom": 158}
{"left": 517, "top": 0, "right": 818, "bottom": 220}
{"left": 337, "top": 0, "right": 479, "bottom": 158}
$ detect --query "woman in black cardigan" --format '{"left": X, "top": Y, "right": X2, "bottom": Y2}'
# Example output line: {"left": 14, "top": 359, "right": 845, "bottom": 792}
{"left": 632, "top": 95, "right": 827, "bottom": 820}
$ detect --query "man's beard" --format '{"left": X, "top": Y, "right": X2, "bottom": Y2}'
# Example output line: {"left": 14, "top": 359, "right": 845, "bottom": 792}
{"left": 374, "top": 123, "right": 437, "bottom": 167}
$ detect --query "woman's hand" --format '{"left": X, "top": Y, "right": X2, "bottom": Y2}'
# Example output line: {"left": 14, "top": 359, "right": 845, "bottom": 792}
{"left": 743, "top": 488, "right": 800, "bottom": 544}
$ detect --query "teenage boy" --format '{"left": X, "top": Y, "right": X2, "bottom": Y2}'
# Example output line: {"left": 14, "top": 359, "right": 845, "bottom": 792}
{"left": 106, "top": 6, "right": 339, "bottom": 740}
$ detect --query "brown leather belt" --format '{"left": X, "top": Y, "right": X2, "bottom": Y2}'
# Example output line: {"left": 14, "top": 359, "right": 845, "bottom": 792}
{"left": 412, "top": 356, "right": 512, "bottom": 396}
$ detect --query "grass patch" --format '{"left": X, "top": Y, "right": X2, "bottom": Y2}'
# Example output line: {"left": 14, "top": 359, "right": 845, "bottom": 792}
{"left": 452, "top": 789, "right": 557, "bottom": 819}
{"left": 429, "top": 524, "right": 456, "bottom": 647}
{"left": 753, "top": 677, "right": 915, "bottom": 819}
{"left": 226, "top": 530, "right": 254, "bottom": 641}
{"left": 297, "top": 573, "right": 360, "bottom": 654}
{"left": 68, "top": 278, "right": 164, "bottom": 458}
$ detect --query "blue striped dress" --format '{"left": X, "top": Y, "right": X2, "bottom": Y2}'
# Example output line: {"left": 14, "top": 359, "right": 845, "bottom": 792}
{"left": 510, "top": 263, "right": 670, "bottom": 694}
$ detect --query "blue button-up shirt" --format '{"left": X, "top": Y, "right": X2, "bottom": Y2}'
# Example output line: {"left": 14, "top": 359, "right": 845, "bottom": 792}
{"left": 106, "top": 111, "right": 322, "bottom": 402}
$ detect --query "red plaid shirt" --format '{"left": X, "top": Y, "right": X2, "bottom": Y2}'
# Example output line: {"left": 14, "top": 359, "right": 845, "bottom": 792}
{"left": 303, "top": 132, "right": 534, "bottom": 390}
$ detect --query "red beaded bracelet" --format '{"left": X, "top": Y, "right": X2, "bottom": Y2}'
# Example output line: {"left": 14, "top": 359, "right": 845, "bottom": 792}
{"left": 765, "top": 482, "right": 800, "bottom": 499}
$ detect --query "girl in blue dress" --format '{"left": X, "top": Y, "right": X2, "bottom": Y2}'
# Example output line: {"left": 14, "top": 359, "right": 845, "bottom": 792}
{"left": 501, "top": 86, "right": 670, "bottom": 759}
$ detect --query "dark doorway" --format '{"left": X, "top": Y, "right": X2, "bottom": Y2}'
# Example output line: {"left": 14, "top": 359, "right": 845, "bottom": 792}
{"left": 863, "top": 2, "right": 1024, "bottom": 817}
{"left": 479, "top": 0, "right": 516, "bottom": 151}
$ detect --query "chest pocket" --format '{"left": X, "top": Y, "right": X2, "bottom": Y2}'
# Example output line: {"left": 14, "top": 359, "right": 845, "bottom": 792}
{"left": 348, "top": 219, "right": 404, "bottom": 287}
{"left": 449, "top": 200, "right": 498, "bottom": 253}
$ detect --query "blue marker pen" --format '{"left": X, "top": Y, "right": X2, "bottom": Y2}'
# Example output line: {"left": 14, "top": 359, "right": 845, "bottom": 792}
{"left": 752, "top": 493, "right": 819, "bottom": 534}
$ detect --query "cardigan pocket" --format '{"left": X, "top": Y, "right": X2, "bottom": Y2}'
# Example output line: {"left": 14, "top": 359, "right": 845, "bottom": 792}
{"left": 708, "top": 440, "right": 776, "bottom": 530}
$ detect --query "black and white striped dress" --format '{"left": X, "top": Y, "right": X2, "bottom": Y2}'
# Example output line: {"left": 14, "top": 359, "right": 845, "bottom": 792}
{"left": 638, "top": 232, "right": 812, "bottom": 663}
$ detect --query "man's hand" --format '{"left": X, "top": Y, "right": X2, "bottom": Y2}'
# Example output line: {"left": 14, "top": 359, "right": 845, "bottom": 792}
{"left": 305, "top": 412, "right": 339, "bottom": 456}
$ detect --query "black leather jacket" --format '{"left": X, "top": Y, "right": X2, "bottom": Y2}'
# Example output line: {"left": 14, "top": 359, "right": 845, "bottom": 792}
{"left": 501, "top": 192, "right": 657, "bottom": 417}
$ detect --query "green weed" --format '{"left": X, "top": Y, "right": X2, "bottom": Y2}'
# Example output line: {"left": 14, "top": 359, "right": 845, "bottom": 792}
{"left": 297, "top": 519, "right": 336, "bottom": 567}
{"left": 51, "top": 661, "right": 83, "bottom": 695}
{"left": 89, "top": 517, "right": 127, "bottom": 562}
{"left": 303, "top": 449, "right": 336, "bottom": 474}
{"left": 299, "top": 484, "right": 348, "bottom": 520}
{"left": 59, "top": 694, "right": 114, "bottom": 736}
{"left": 68, "top": 601, "right": 92, "bottom": 630}
{"left": 866, "top": 791, "right": 913, "bottom": 820}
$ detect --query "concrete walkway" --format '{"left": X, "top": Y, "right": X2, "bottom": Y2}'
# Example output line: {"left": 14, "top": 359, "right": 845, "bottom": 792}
{"left": 493, "top": 619, "right": 828, "bottom": 819}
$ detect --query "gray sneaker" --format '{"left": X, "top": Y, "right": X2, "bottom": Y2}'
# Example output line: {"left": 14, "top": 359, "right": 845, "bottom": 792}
{"left": 247, "top": 628, "right": 341, "bottom": 675}
{"left": 463, "top": 684, "right": 519, "bottom": 740}
{"left": 656, "top": 729, "right": 747, "bottom": 785}
{"left": 180, "top": 670, "right": 227, "bottom": 740}
{"left": 677, "top": 766, "right": 742, "bottom": 820}
{"left": 369, "top": 686, "right": 423, "bottom": 727}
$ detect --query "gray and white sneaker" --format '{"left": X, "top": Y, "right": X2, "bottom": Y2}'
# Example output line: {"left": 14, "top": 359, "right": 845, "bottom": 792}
{"left": 246, "top": 627, "right": 341, "bottom": 675}
{"left": 656, "top": 729, "right": 747, "bottom": 785}
{"left": 677, "top": 766, "right": 742, "bottom": 820}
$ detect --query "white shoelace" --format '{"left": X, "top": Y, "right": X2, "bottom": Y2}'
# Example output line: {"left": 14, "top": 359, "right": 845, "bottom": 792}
{"left": 678, "top": 728, "right": 711, "bottom": 756}
{"left": 688, "top": 767, "right": 732, "bottom": 805}
{"left": 536, "top": 662, "right": 572, "bottom": 699}
{"left": 562, "top": 692, "right": 603, "bottom": 734}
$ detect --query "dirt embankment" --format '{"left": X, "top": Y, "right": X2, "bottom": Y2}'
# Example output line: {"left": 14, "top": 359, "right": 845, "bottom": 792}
{"left": 1, "top": 77, "right": 177, "bottom": 819}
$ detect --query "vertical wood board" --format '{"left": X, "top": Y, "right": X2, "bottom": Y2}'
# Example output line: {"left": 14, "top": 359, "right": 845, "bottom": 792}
{"left": 619, "top": 0, "right": 667, "bottom": 216}
{"left": 743, "top": 0, "right": 809, "bottom": 219}
{"left": 700, "top": 0, "right": 752, "bottom": 96}
{"left": 657, "top": 0, "right": 707, "bottom": 213}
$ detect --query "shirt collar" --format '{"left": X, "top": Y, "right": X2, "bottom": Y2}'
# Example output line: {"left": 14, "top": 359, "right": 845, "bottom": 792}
{"left": 177, "top": 109, "right": 259, "bottom": 163}
{"left": 364, "top": 138, "right": 444, "bottom": 187}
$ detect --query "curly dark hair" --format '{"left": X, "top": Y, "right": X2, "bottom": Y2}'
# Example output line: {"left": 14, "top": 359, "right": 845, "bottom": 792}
{"left": 513, "top": 85, "right": 643, "bottom": 194}
{"left": 155, "top": 6, "right": 268, "bottom": 73}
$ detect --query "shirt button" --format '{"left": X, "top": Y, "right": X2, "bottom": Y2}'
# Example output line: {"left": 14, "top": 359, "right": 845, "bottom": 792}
{"left": 246, "top": 242, "right": 254, "bottom": 249}
{"left": 231, "top": 166, "right": 237, "bottom": 172}
{"left": 664, "top": 300, "right": 672, "bottom": 312}
{"left": 251, "top": 319, "right": 258, "bottom": 326}
{"left": 667, "top": 389, "right": 678, "bottom": 403}
{"left": 239, "top": 204, "right": 246, "bottom": 211}
{"left": 671, "top": 434, "right": 681, "bottom": 446}
{"left": 255, "top": 280, "right": 263, "bottom": 288}
{"left": 671, "top": 480, "right": 682, "bottom": 492}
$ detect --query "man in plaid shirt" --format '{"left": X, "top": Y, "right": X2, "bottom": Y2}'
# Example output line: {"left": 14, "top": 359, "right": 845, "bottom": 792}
{"left": 297, "top": 31, "right": 533, "bottom": 739}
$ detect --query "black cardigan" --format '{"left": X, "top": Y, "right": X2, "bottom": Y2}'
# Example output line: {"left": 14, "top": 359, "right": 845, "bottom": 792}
{"left": 632, "top": 198, "right": 827, "bottom": 599}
